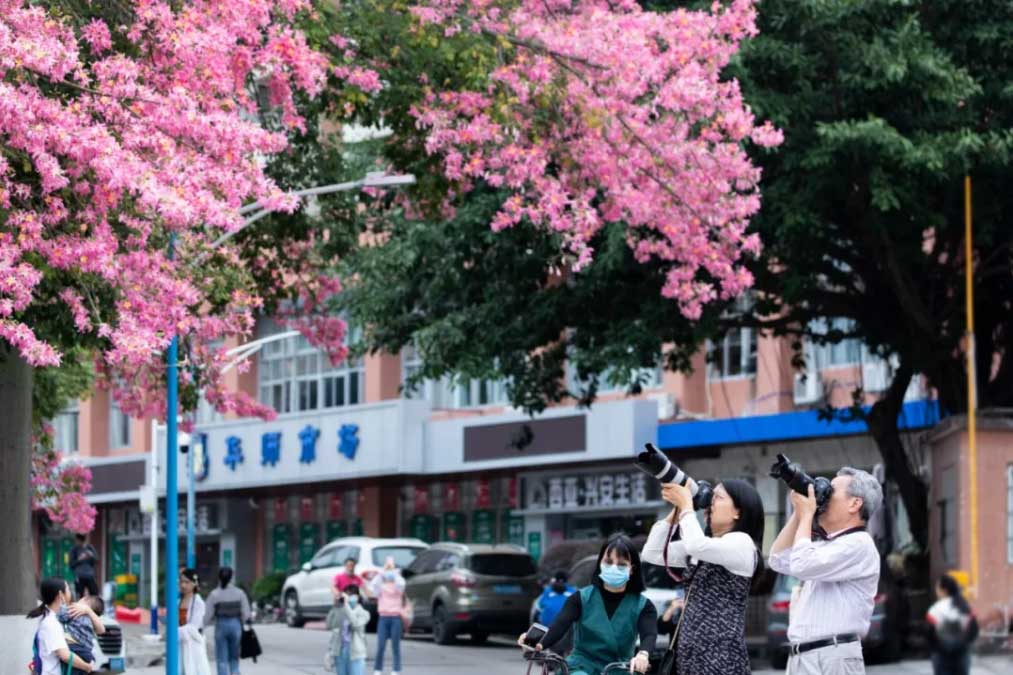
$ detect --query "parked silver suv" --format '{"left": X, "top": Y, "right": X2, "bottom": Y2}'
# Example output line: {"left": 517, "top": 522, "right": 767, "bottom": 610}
{"left": 404, "top": 543, "right": 540, "bottom": 645}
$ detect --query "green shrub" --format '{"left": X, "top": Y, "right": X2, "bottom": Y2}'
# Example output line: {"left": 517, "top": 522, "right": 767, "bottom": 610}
{"left": 251, "top": 572, "right": 286, "bottom": 605}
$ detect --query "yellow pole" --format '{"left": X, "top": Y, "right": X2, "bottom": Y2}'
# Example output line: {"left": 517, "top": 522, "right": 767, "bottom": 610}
{"left": 964, "top": 175, "right": 979, "bottom": 596}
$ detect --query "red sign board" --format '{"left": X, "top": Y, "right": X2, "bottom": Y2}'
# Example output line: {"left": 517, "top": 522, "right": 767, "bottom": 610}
{"left": 444, "top": 482, "right": 460, "bottom": 511}
{"left": 507, "top": 477, "right": 519, "bottom": 508}
{"left": 300, "top": 497, "right": 314, "bottom": 521}
{"left": 476, "top": 479, "right": 491, "bottom": 509}
{"left": 414, "top": 486, "right": 429, "bottom": 514}
{"left": 273, "top": 498, "right": 287, "bottom": 523}
{"left": 329, "top": 493, "right": 344, "bottom": 520}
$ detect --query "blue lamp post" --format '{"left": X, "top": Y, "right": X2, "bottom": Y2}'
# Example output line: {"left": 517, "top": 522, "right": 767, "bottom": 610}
{"left": 165, "top": 235, "right": 180, "bottom": 675}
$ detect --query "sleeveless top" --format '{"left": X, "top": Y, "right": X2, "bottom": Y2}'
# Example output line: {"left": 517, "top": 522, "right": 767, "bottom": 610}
{"left": 567, "top": 586, "right": 648, "bottom": 675}
{"left": 675, "top": 560, "right": 752, "bottom": 675}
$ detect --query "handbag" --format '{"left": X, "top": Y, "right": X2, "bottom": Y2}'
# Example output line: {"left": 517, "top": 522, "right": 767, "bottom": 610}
{"left": 240, "top": 623, "right": 263, "bottom": 662}
{"left": 400, "top": 597, "right": 414, "bottom": 633}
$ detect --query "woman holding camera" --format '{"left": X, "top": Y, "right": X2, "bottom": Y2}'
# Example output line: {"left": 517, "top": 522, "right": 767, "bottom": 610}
{"left": 641, "top": 480, "right": 764, "bottom": 675}
{"left": 518, "top": 534, "right": 657, "bottom": 675}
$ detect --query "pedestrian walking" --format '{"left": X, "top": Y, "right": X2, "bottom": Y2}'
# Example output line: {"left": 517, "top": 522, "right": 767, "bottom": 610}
{"left": 369, "top": 557, "right": 406, "bottom": 675}
{"left": 518, "top": 534, "right": 657, "bottom": 675}
{"left": 926, "top": 574, "right": 979, "bottom": 675}
{"left": 642, "top": 479, "right": 764, "bottom": 675}
{"left": 27, "top": 577, "right": 96, "bottom": 674}
{"left": 68, "top": 534, "right": 100, "bottom": 599}
{"left": 769, "top": 467, "right": 883, "bottom": 675}
{"left": 205, "top": 567, "right": 252, "bottom": 675}
{"left": 327, "top": 585, "right": 370, "bottom": 675}
{"left": 179, "top": 568, "right": 213, "bottom": 675}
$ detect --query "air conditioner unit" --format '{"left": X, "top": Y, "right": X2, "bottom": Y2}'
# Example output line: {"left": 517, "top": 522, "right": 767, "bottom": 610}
{"left": 793, "top": 372, "right": 820, "bottom": 404}
{"left": 861, "top": 359, "right": 891, "bottom": 393}
{"left": 649, "top": 393, "right": 676, "bottom": 420}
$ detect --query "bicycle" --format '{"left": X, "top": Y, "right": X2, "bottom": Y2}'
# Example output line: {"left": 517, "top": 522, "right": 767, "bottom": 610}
{"left": 522, "top": 646, "right": 637, "bottom": 675}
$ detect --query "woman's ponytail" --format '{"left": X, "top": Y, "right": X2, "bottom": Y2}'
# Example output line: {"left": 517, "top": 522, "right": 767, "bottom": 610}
{"left": 27, "top": 577, "right": 67, "bottom": 619}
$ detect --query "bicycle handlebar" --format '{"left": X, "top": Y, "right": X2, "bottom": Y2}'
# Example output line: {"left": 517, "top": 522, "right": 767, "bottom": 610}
{"left": 600, "top": 662, "right": 631, "bottom": 675}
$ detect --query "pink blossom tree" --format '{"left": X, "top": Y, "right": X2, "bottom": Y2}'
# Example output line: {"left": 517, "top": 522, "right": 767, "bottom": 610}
{"left": 0, "top": 0, "right": 344, "bottom": 614}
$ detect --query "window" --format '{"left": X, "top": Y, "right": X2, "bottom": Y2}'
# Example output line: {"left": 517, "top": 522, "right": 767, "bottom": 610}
{"left": 311, "top": 545, "right": 338, "bottom": 569}
{"left": 806, "top": 318, "right": 862, "bottom": 367}
{"left": 371, "top": 546, "right": 425, "bottom": 569}
{"left": 1007, "top": 465, "right": 1013, "bottom": 565}
{"left": 708, "top": 328, "right": 757, "bottom": 379}
{"left": 565, "top": 363, "right": 663, "bottom": 395}
{"left": 401, "top": 345, "right": 510, "bottom": 409}
{"left": 53, "top": 403, "right": 79, "bottom": 454}
{"left": 109, "top": 397, "right": 131, "bottom": 448}
{"left": 258, "top": 331, "right": 364, "bottom": 414}
{"left": 467, "top": 554, "right": 536, "bottom": 577}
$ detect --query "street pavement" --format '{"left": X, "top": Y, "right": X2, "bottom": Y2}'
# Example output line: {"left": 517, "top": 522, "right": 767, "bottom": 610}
{"left": 127, "top": 623, "right": 1012, "bottom": 675}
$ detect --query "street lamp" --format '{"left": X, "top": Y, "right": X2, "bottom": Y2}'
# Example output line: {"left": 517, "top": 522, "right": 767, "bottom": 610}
{"left": 163, "top": 172, "right": 413, "bottom": 675}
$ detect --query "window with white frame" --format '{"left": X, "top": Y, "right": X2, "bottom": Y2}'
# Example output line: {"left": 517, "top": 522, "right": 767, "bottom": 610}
{"left": 109, "top": 397, "right": 131, "bottom": 448}
{"left": 400, "top": 345, "right": 509, "bottom": 409}
{"left": 808, "top": 317, "right": 862, "bottom": 367}
{"left": 565, "top": 362, "right": 663, "bottom": 395}
{"left": 53, "top": 403, "right": 79, "bottom": 454}
{"left": 1007, "top": 465, "right": 1013, "bottom": 564}
{"left": 708, "top": 328, "right": 757, "bottom": 379}
{"left": 258, "top": 331, "right": 364, "bottom": 414}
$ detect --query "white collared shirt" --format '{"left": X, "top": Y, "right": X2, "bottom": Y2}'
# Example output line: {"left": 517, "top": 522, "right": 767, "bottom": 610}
{"left": 641, "top": 512, "right": 757, "bottom": 577}
{"left": 768, "top": 528, "right": 880, "bottom": 643}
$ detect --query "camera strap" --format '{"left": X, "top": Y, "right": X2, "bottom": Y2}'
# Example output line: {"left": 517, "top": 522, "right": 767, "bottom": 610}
{"left": 662, "top": 517, "right": 686, "bottom": 584}
{"left": 814, "top": 525, "right": 866, "bottom": 542}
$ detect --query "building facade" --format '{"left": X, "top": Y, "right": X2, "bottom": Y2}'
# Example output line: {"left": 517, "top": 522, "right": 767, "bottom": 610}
{"left": 47, "top": 321, "right": 959, "bottom": 607}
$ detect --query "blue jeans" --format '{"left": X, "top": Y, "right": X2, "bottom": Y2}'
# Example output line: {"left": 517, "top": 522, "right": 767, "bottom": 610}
{"left": 375, "top": 616, "right": 403, "bottom": 672}
{"left": 335, "top": 648, "right": 365, "bottom": 675}
{"left": 215, "top": 617, "right": 243, "bottom": 675}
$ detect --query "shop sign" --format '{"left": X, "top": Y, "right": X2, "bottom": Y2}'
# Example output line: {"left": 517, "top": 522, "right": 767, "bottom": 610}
{"left": 262, "top": 432, "right": 282, "bottom": 467}
{"left": 507, "top": 477, "right": 519, "bottom": 508}
{"left": 110, "top": 539, "right": 128, "bottom": 577}
{"left": 502, "top": 510, "right": 525, "bottom": 547}
{"left": 225, "top": 436, "right": 244, "bottom": 471}
{"left": 443, "top": 512, "right": 466, "bottom": 541}
{"left": 300, "top": 497, "right": 315, "bottom": 521}
{"left": 444, "top": 482, "right": 460, "bottom": 511}
{"left": 524, "top": 470, "right": 655, "bottom": 511}
{"left": 298, "top": 425, "right": 319, "bottom": 464}
{"left": 338, "top": 424, "right": 360, "bottom": 459}
{"left": 192, "top": 433, "right": 210, "bottom": 482}
{"left": 476, "top": 479, "right": 491, "bottom": 509}
{"left": 472, "top": 510, "right": 496, "bottom": 544}
{"left": 326, "top": 520, "right": 348, "bottom": 542}
{"left": 329, "top": 494, "right": 344, "bottom": 520}
{"left": 299, "top": 522, "right": 320, "bottom": 564}
{"left": 409, "top": 514, "right": 437, "bottom": 543}
{"left": 273, "top": 498, "right": 288, "bottom": 523}
{"left": 527, "top": 532, "right": 542, "bottom": 561}
{"left": 272, "top": 524, "right": 291, "bottom": 573}
{"left": 411, "top": 484, "right": 427, "bottom": 510}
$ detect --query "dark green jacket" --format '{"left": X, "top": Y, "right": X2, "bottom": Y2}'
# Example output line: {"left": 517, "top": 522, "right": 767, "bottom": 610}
{"left": 567, "top": 586, "right": 647, "bottom": 675}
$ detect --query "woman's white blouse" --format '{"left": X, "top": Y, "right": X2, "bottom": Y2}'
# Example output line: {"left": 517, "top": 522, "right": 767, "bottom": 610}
{"left": 641, "top": 511, "right": 756, "bottom": 578}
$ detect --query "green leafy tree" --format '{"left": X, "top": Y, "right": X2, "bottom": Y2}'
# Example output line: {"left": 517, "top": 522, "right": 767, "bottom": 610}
{"left": 335, "top": 0, "right": 1013, "bottom": 551}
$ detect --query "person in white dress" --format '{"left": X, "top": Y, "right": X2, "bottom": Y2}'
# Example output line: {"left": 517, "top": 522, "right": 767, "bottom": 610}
{"left": 179, "top": 568, "right": 213, "bottom": 675}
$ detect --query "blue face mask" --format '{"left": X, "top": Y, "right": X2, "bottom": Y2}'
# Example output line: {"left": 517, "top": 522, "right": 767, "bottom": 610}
{"left": 599, "top": 564, "right": 631, "bottom": 587}
{"left": 383, "top": 571, "right": 396, "bottom": 581}
{"left": 347, "top": 596, "right": 359, "bottom": 608}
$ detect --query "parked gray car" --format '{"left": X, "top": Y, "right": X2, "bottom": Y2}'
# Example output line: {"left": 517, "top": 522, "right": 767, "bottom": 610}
{"left": 403, "top": 543, "right": 541, "bottom": 645}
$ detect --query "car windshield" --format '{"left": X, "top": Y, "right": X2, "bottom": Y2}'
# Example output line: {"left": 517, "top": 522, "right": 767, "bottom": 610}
{"left": 372, "top": 546, "right": 425, "bottom": 568}
{"left": 641, "top": 563, "right": 681, "bottom": 590}
{"left": 468, "top": 554, "right": 536, "bottom": 577}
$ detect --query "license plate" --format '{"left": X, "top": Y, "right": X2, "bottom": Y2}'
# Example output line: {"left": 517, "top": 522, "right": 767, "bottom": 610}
{"left": 494, "top": 584, "right": 522, "bottom": 594}
{"left": 108, "top": 657, "right": 125, "bottom": 672}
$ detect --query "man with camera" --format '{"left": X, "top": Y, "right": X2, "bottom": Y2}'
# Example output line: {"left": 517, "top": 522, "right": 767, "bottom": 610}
{"left": 769, "top": 465, "right": 883, "bottom": 674}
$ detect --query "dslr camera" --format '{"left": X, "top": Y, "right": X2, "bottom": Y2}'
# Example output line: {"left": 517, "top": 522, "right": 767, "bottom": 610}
{"left": 768, "top": 453, "right": 833, "bottom": 509}
{"left": 635, "top": 443, "right": 713, "bottom": 510}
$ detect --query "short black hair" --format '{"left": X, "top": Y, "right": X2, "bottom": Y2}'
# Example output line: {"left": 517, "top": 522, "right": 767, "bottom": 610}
{"left": 592, "top": 534, "right": 645, "bottom": 595}
{"left": 85, "top": 595, "right": 105, "bottom": 615}
{"left": 345, "top": 584, "right": 360, "bottom": 596}
{"left": 552, "top": 570, "right": 569, "bottom": 583}
{"left": 75, "top": 534, "right": 86, "bottom": 543}
{"left": 345, "top": 557, "right": 357, "bottom": 565}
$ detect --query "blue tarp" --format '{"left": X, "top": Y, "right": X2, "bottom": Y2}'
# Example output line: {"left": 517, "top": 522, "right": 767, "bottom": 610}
{"left": 655, "top": 399, "right": 941, "bottom": 450}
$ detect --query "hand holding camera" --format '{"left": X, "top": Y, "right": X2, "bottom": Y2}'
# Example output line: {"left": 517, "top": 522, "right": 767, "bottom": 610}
{"left": 661, "top": 483, "right": 694, "bottom": 514}
{"left": 768, "top": 453, "right": 833, "bottom": 509}
{"left": 635, "top": 443, "right": 713, "bottom": 510}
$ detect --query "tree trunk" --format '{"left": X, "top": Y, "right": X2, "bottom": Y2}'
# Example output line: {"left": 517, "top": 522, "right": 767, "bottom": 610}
{"left": 865, "top": 362, "right": 930, "bottom": 550}
{"left": 0, "top": 345, "right": 37, "bottom": 615}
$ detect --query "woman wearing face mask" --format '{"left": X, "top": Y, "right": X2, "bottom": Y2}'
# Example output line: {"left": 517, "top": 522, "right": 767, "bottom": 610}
{"left": 641, "top": 479, "right": 764, "bottom": 675}
{"left": 179, "top": 568, "right": 213, "bottom": 675}
{"left": 27, "top": 577, "right": 96, "bottom": 674}
{"left": 518, "top": 534, "right": 657, "bottom": 675}
{"left": 369, "top": 557, "right": 406, "bottom": 675}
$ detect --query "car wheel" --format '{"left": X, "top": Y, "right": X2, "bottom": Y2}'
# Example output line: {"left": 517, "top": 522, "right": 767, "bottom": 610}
{"left": 285, "top": 590, "right": 306, "bottom": 628}
{"left": 769, "top": 650, "right": 788, "bottom": 670}
{"left": 432, "top": 605, "right": 455, "bottom": 645}
{"left": 469, "top": 630, "right": 489, "bottom": 646}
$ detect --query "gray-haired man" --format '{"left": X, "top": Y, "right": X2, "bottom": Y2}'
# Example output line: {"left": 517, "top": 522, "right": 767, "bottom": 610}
{"left": 769, "top": 467, "right": 884, "bottom": 674}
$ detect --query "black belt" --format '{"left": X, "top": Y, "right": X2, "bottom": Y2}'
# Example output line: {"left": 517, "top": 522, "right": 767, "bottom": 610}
{"left": 789, "top": 634, "right": 860, "bottom": 655}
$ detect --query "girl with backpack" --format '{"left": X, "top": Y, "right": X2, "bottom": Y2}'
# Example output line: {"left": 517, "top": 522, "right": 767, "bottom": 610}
{"left": 27, "top": 577, "right": 95, "bottom": 674}
{"left": 926, "top": 574, "right": 979, "bottom": 675}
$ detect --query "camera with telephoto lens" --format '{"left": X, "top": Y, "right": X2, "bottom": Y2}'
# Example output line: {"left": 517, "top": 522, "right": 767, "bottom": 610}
{"left": 768, "top": 453, "right": 833, "bottom": 508}
{"left": 635, "top": 443, "right": 713, "bottom": 510}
